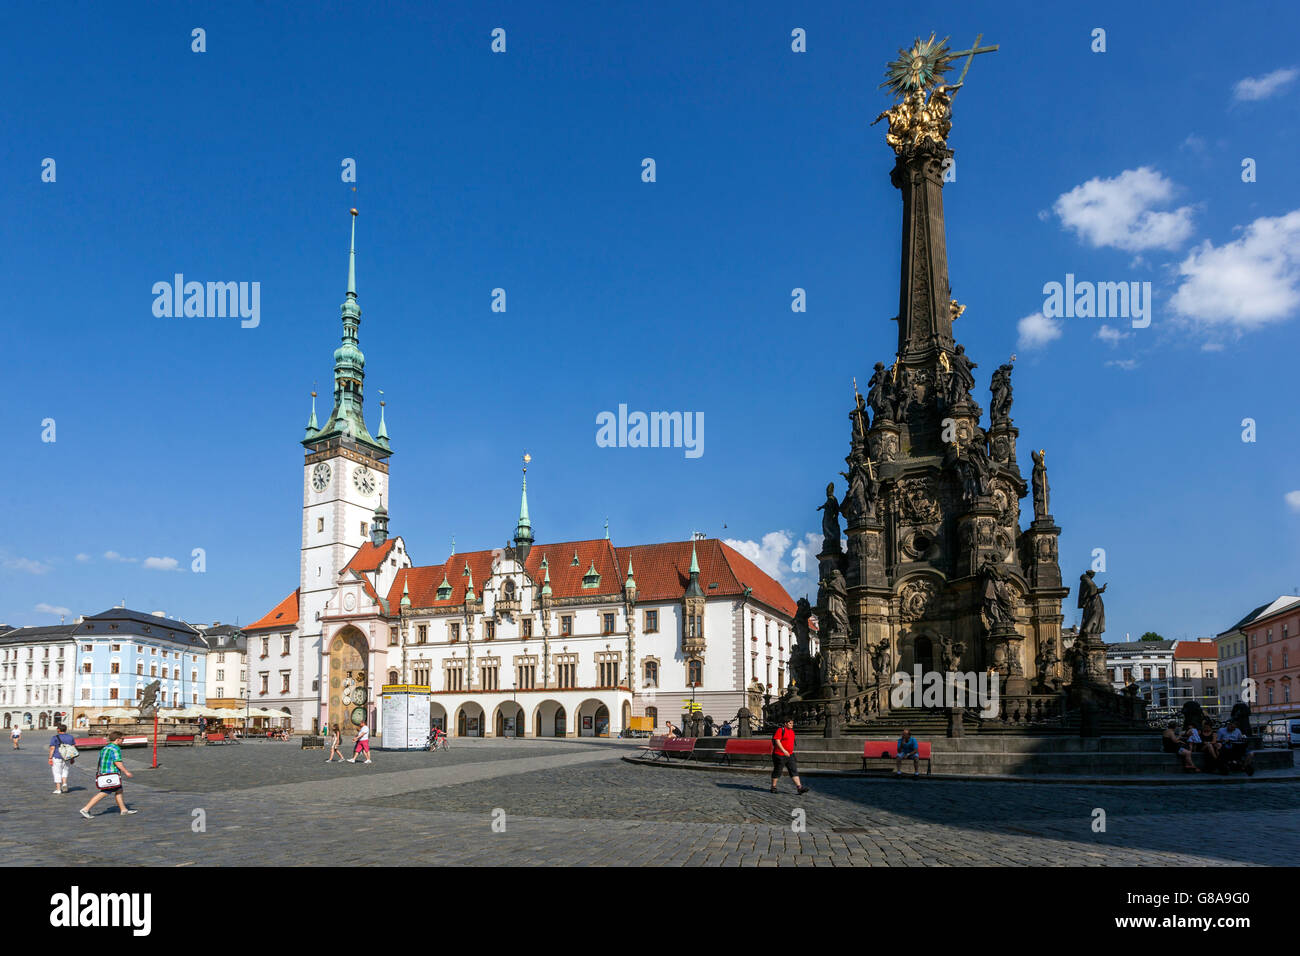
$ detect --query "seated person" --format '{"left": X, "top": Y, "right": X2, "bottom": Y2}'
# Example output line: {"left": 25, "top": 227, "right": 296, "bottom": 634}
{"left": 894, "top": 729, "right": 921, "bottom": 778}
{"left": 1178, "top": 725, "right": 1202, "bottom": 772}
{"left": 1199, "top": 719, "right": 1220, "bottom": 768}
{"left": 1214, "top": 720, "right": 1254, "bottom": 774}
{"left": 1161, "top": 721, "right": 1181, "bottom": 754}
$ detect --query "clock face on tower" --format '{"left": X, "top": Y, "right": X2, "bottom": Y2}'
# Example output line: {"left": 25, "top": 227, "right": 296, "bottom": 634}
{"left": 353, "top": 464, "right": 376, "bottom": 496}
{"left": 311, "top": 462, "right": 332, "bottom": 492}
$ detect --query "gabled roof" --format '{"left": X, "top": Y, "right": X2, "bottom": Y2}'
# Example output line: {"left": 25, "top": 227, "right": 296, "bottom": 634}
{"left": 244, "top": 589, "right": 300, "bottom": 632}
{"left": 0, "top": 624, "right": 78, "bottom": 645}
{"left": 382, "top": 537, "right": 796, "bottom": 619}
{"left": 344, "top": 538, "right": 396, "bottom": 573}
{"left": 1219, "top": 595, "right": 1300, "bottom": 636}
{"left": 73, "top": 608, "right": 205, "bottom": 648}
{"left": 615, "top": 539, "right": 797, "bottom": 617}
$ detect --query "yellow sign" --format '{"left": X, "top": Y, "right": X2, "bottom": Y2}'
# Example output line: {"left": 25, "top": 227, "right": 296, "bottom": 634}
{"left": 381, "top": 684, "right": 431, "bottom": 694}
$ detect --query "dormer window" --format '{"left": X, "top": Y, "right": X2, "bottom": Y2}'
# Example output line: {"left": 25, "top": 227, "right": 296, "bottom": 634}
{"left": 582, "top": 561, "right": 601, "bottom": 588}
{"left": 572, "top": 551, "right": 580, "bottom": 567}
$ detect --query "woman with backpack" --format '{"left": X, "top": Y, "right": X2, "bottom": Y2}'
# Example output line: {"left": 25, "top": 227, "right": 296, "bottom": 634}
{"left": 48, "top": 723, "right": 78, "bottom": 794}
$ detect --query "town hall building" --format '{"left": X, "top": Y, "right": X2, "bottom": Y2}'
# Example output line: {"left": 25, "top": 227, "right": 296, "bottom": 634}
{"left": 245, "top": 212, "right": 800, "bottom": 738}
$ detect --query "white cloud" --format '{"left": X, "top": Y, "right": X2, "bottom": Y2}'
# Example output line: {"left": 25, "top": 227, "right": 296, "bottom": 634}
{"left": 35, "top": 603, "right": 71, "bottom": 617}
{"left": 1017, "top": 311, "right": 1063, "bottom": 349}
{"left": 723, "top": 531, "right": 792, "bottom": 581}
{"left": 103, "top": 551, "right": 137, "bottom": 563}
{"left": 1096, "top": 324, "right": 1130, "bottom": 346}
{"left": 1286, "top": 491, "right": 1300, "bottom": 513}
{"left": 1201, "top": 342, "right": 1225, "bottom": 352}
{"left": 142, "top": 556, "right": 182, "bottom": 572}
{"left": 3, "top": 556, "right": 52, "bottom": 574}
{"left": 1180, "top": 134, "right": 1207, "bottom": 152}
{"left": 1105, "top": 359, "right": 1139, "bottom": 371}
{"left": 1053, "top": 167, "right": 1195, "bottom": 252}
{"left": 1168, "top": 210, "right": 1300, "bottom": 331}
{"left": 1233, "top": 68, "right": 1298, "bottom": 102}
{"left": 75, "top": 553, "right": 92, "bottom": 563}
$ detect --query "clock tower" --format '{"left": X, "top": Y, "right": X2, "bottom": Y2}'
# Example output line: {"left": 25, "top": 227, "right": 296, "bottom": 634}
{"left": 299, "top": 209, "right": 392, "bottom": 672}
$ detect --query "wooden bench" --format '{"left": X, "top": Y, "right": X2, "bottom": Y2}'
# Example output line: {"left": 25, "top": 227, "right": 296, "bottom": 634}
{"left": 164, "top": 734, "right": 196, "bottom": 747}
{"left": 73, "top": 737, "right": 108, "bottom": 749}
{"left": 640, "top": 735, "right": 698, "bottom": 761}
{"left": 716, "top": 738, "right": 774, "bottom": 765}
{"left": 120, "top": 736, "right": 148, "bottom": 748}
{"left": 862, "top": 739, "right": 932, "bottom": 775}
{"left": 205, "top": 732, "right": 227, "bottom": 745}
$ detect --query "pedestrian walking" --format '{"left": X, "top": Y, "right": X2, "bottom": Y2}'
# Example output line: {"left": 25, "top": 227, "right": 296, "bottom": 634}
{"left": 348, "top": 721, "right": 372, "bottom": 764}
{"left": 770, "top": 718, "right": 809, "bottom": 795}
{"left": 79, "top": 731, "right": 138, "bottom": 818}
{"left": 48, "top": 723, "right": 78, "bottom": 794}
{"left": 10, "top": 725, "right": 21, "bottom": 749}
{"left": 326, "top": 723, "right": 344, "bottom": 762}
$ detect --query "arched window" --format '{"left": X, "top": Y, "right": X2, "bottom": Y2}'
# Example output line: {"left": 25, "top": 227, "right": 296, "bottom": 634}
{"left": 687, "top": 659, "right": 703, "bottom": 687}
{"left": 646, "top": 705, "right": 658, "bottom": 728}
{"left": 643, "top": 660, "right": 659, "bottom": 688}
{"left": 388, "top": 670, "right": 399, "bottom": 685}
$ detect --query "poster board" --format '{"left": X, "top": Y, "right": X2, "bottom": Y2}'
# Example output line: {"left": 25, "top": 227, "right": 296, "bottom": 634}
{"left": 379, "top": 685, "right": 432, "bottom": 750}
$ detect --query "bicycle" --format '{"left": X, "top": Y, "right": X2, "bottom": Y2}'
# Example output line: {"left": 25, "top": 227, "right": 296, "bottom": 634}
{"left": 425, "top": 732, "right": 450, "bottom": 752}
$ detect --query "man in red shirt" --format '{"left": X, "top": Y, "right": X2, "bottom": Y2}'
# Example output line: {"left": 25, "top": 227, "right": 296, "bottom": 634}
{"left": 771, "top": 718, "right": 810, "bottom": 794}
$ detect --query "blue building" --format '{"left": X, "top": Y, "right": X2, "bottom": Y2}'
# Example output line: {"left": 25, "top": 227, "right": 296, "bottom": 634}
{"left": 70, "top": 608, "right": 209, "bottom": 724}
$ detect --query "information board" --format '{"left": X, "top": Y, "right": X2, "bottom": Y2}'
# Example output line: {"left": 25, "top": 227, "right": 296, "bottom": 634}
{"left": 379, "top": 685, "right": 432, "bottom": 750}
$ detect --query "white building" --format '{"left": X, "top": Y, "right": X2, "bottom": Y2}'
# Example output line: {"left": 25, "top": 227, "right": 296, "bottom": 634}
{"left": 245, "top": 213, "right": 799, "bottom": 737}
{"left": 0, "top": 624, "right": 78, "bottom": 731}
{"left": 195, "top": 623, "right": 248, "bottom": 710}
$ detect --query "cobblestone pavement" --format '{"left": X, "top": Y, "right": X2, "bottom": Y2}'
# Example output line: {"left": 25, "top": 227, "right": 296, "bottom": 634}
{"left": 1, "top": 740, "right": 1297, "bottom": 866}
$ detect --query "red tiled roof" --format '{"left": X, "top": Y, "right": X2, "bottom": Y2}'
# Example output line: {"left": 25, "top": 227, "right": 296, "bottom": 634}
{"left": 245, "top": 589, "right": 299, "bottom": 632}
{"left": 379, "top": 537, "right": 795, "bottom": 620}
{"left": 615, "top": 539, "right": 796, "bottom": 617}
{"left": 344, "top": 539, "right": 396, "bottom": 573}
{"left": 1174, "top": 641, "right": 1218, "bottom": 660}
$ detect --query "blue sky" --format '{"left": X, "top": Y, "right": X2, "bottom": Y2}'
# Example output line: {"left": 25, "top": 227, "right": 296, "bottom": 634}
{"left": 4, "top": 1, "right": 1299, "bottom": 642}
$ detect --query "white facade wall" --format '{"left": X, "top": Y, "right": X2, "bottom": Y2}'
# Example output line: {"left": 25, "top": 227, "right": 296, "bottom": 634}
{"left": 0, "top": 639, "right": 77, "bottom": 729}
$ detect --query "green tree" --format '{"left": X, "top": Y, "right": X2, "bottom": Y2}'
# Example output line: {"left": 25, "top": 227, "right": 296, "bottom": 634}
{"left": 1139, "top": 631, "right": 1164, "bottom": 642}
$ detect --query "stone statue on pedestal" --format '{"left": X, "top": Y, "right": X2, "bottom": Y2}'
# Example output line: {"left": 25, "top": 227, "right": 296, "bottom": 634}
{"left": 866, "top": 362, "right": 895, "bottom": 423}
{"left": 990, "top": 362, "right": 1014, "bottom": 424}
{"left": 1078, "top": 570, "right": 1107, "bottom": 640}
{"left": 818, "top": 569, "right": 849, "bottom": 637}
{"left": 1031, "top": 449, "right": 1051, "bottom": 519}
{"left": 817, "top": 482, "right": 843, "bottom": 554}
{"left": 979, "top": 557, "right": 1016, "bottom": 631}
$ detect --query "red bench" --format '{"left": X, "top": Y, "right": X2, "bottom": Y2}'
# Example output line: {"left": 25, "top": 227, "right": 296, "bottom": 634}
{"left": 121, "top": 736, "right": 147, "bottom": 748}
{"left": 640, "top": 735, "right": 698, "bottom": 761}
{"left": 716, "top": 738, "right": 774, "bottom": 765}
{"left": 74, "top": 737, "right": 108, "bottom": 749}
{"left": 164, "top": 734, "right": 196, "bottom": 747}
{"left": 862, "top": 739, "right": 932, "bottom": 775}
{"left": 205, "top": 732, "right": 227, "bottom": 745}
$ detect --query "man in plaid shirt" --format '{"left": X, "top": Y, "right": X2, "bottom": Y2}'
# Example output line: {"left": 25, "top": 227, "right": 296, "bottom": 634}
{"left": 79, "top": 731, "right": 138, "bottom": 818}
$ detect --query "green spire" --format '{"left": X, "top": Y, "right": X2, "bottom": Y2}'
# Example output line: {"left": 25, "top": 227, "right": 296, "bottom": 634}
{"left": 400, "top": 578, "right": 411, "bottom": 608}
{"left": 513, "top": 452, "right": 534, "bottom": 558}
{"left": 303, "top": 208, "right": 385, "bottom": 457}
{"left": 685, "top": 537, "right": 704, "bottom": 598}
{"left": 465, "top": 568, "right": 476, "bottom": 602}
{"left": 604, "top": 517, "right": 609, "bottom": 540}
{"left": 305, "top": 390, "right": 319, "bottom": 436}
{"left": 625, "top": 558, "right": 635, "bottom": 590}
{"left": 377, "top": 398, "right": 388, "bottom": 441}
{"left": 541, "top": 565, "right": 552, "bottom": 597}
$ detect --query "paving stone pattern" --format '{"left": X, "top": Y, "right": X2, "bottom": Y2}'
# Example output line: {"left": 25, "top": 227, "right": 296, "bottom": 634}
{"left": 1, "top": 739, "right": 1296, "bottom": 866}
